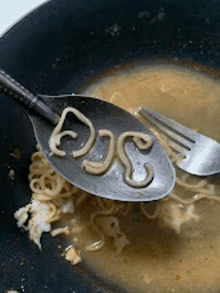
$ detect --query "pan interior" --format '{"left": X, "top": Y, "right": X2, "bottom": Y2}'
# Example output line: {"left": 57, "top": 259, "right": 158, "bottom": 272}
{"left": 69, "top": 62, "right": 220, "bottom": 293}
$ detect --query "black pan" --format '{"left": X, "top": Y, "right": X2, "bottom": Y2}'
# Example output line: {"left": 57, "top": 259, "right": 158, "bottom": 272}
{"left": 1, "top": 0, "right": 220, "bottom": 292}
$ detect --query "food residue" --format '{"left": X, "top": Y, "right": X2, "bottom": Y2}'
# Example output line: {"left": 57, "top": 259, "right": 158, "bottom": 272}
{"left": 8, "top": 169, "right": 15, "bottom": 180}
{"left": 64, "top": 245, "right": 81, "bottom": 265}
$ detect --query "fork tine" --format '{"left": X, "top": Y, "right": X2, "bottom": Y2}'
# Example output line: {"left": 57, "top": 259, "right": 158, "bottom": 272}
{"left": 138, "top": 107, "right": 198, "bottom": 150}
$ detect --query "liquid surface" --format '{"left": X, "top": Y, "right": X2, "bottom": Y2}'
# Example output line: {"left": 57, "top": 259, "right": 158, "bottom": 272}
{"left": 75, "top": 63, "right": 220, "bottom": 293}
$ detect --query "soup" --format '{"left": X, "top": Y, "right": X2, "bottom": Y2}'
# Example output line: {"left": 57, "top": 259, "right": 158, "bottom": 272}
{"left": 79, "top": 63, "right": 220, "bottom": 292}
{"left": 15, "top": 63, "right": 220, "bottom": 293}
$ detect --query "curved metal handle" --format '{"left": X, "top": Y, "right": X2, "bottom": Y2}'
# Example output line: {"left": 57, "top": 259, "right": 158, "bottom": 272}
{"left": 0, "top": 69, "right": 60, "bottom": 125}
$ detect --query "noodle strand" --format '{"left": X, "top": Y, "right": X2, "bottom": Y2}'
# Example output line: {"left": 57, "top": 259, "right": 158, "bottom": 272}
{"left": 117, "top": 131, "right": 154, "bottom": 188}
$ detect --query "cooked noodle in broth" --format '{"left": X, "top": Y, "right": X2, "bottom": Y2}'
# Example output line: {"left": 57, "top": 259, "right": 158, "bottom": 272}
{"left": 15, "top": 64, "right": 220, "bottom": 292}
{"left": 82, "top": 129, "right": 116, "bottom": 175}
{"left": 49, "top": 107, "right": 96, "bottom": 158}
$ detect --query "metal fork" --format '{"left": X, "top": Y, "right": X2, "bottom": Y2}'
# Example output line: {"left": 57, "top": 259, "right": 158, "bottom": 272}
{"left": 138, "top": 107, "right": 220, "bottom": 176}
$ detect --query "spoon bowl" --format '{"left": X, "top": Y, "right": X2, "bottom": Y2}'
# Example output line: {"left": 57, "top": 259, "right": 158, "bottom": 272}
{"left": 30, "top": 94, "right": 176, "bottom": 201}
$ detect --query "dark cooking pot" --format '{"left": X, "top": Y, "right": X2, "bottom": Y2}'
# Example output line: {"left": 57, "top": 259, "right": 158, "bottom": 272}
{"left": 1, "top": 0, "right": 220, "bottom": 292}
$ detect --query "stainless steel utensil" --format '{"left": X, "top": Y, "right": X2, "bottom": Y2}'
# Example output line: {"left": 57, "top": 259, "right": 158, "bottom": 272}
{"left": 0, "top": 69, "right": 176, "bottom": 201}
{"left": 139, "top": 107, "right": 220, "bottom": 176}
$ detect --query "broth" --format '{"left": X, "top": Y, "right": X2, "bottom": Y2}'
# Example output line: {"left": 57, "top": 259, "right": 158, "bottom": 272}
{"left": 15, "top": 63, "right": 220, "bottom": 293}
{"left": 76, "top": 63, "right": 220, "bottom": 293}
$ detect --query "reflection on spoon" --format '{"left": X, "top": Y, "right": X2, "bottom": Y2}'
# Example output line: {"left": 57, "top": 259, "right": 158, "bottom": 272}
{"left": 117, "top": 131, "right": 154, "bottom": 188}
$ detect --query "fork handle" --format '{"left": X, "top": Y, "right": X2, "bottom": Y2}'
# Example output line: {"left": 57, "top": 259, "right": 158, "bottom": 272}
{"left": 0, "top": 69, "right": 60, "bottom": 125}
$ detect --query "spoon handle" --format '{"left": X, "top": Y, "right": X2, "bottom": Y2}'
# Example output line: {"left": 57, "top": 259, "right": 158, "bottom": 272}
{"left": 0, "top": 69, "right": 60, "bottom": 125}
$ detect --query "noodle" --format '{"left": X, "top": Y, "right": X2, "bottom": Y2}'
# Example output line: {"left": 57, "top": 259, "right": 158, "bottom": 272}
{"left": 117, "top": 131, "right": 154, "bottom": 188}
{"left": 140, "top": 202, "right": 160, "bottom": 219}
{"left": 82, "top": 129, "right": 115, "bottom": 175}
{"left": 85, "top": 225, "right": 106, "bottom": 252}
{"left": 168, "top": 191, "right": 220, "bottom": 204}
{"left": 175, "top": 177, "right": 214, "bottom": 193}
{"left": 90, "top": 203, "right": 116, "bottom": 222}
{"left": 15, "top": 147, "right": 129, "bottom": 252}
{"left": 122, "top": 202, "right": 133, "bottom": 216}
{"left": 159, "top": 201, "right": 200, "bottom": 234}
{"left": 98, "top": 215, "right": 130, "bottom": 254}
{"left": 49, "top": 107, "right": 96, "bottom": 158}
{"left": 149, "top": 127, "right": 184, "bottom": 164}
{"left": 75, "top": 191, "right": 90, "bottom": 206}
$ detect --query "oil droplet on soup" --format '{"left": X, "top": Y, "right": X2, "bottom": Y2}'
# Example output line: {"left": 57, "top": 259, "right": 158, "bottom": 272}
{"left": 75, "top": 63, "right": 220, "bottom": 293}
